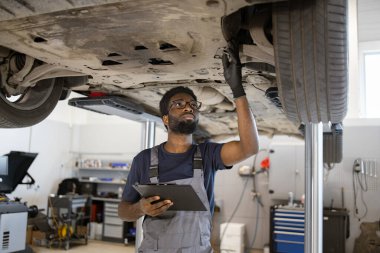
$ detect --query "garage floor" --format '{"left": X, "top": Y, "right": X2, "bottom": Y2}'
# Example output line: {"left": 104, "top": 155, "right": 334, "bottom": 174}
{"left": 30, "top": 240, "right": 264, "bottom": 253}
{"left": 30, "top": 240, "right": 135, "bottom": 253}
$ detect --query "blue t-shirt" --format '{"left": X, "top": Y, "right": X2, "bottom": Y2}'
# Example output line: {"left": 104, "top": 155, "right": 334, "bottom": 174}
{"left": 122, "top": 141, "right": 231, "bottom": 213}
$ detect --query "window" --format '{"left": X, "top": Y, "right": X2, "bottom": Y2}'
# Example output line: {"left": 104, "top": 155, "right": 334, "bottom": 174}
{"left": 364, "top": 52, "right": 380, "bottom": 117}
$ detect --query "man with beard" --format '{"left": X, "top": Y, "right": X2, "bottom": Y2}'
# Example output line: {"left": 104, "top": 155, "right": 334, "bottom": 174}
{"left": 118, "top": 40, "right": 259, "bottom": 252}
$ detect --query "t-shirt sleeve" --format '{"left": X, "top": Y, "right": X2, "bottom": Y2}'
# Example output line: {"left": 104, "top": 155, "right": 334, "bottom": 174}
{"left": 202, "top": 142, "right": 232, "bottom": 171}
{"left": 121, "top": 151, "right": 147, "bottom": 203}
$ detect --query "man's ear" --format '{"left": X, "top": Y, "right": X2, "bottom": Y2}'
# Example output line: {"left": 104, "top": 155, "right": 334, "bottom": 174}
{"left": 162, "top": 115, "right": 169, "bottom": 125}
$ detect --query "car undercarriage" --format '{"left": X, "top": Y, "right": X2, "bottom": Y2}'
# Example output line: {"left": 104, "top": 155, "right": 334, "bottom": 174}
{"left": 0, "top": 0, "right": 348, "bottom": 141}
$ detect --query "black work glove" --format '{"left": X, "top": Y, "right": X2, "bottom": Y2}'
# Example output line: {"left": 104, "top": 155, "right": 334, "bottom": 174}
{"left": 222, "top": 40, "right": 245, "bottom": 99}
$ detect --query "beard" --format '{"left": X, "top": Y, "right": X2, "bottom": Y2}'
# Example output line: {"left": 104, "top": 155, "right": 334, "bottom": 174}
{"left": 168, "top": 113, "right": 198, "bottom": 134}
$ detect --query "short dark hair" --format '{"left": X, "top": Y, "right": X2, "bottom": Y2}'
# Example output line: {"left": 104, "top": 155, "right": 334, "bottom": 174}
{"left": 159, "top": 86, "right": 197, "bottom": 116}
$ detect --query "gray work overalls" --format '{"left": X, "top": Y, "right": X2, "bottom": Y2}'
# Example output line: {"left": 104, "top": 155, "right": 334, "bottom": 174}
{"left": 138, "top": 145, "right": 213, "bottom": 253}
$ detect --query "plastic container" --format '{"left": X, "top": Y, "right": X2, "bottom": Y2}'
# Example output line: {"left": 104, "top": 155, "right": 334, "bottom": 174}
{"left": 95, "top": 223, "right": 103, "bottom": 240}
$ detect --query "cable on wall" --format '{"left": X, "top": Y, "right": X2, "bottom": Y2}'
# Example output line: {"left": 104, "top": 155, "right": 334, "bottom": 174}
{"left": 251, "top": 149, "right": 271, "bottom": 206}
{"left": 323, "top": 163, "right": 336, "bottom": 182}
{"left": 219, "top": 175, "right": 250, "bottom": 247}
{"left": 249, "top": 197, "right": 260, "bottom": 250}
{"left": 219, "top": 149, "right": 272, "bottom": 252}
{"left": 352, "top": 159, "right": 368, "bottom": 221}
{"left": 249, "top": 149, "right": 271, "bottom": 251}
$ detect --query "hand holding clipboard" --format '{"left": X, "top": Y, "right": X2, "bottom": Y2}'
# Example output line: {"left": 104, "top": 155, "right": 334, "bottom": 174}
{"left": 133, "top": 183, "right": 207, "bottom": 211}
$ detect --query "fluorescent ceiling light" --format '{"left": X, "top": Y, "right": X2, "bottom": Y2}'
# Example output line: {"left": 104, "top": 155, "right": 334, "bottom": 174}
{"left": 68, "top": 96, "right": 162, "bottom": 123}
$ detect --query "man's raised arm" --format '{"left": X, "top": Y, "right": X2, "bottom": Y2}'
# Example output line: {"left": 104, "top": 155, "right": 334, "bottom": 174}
{"left": 220, "top": 40, "right": 259, "bottom": 166}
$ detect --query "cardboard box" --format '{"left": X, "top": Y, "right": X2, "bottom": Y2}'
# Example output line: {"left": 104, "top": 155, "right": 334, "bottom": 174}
{"left": 220, "top": 223, "right": 245, "bottom": 250}
{"left": 76, "top": 225, "right": 88, "bottom": 237}
{"left": 32, "top": 230, "right": 46, "bottom": 246}
{"left": 220, "top": 246, "right": 245, "bottom": 253}
{"left": 26, "top": 225, "right": 33, "bottom": 245}
{"left": 220, "top": 223, "right": 245, "bottom": 236}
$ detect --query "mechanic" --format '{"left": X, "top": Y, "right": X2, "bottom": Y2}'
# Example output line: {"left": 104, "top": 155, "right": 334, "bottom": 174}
{"left": 118, "top": 40, "right": 259, "bottom": 252}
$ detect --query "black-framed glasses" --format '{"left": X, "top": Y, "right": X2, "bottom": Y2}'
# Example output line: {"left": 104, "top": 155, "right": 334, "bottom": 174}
{"left": 169, "top": 99, "right": 202, "bottom": 110}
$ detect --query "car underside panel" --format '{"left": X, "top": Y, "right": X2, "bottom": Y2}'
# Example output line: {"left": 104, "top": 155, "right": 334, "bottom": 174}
{"left": 0, "top": 0, "right": 302, "bottom": 139}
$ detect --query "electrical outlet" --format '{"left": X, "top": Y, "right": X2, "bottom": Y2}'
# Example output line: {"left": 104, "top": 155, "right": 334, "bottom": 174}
{"left": 353, "top": 159, "right": 361, "bottom": 173}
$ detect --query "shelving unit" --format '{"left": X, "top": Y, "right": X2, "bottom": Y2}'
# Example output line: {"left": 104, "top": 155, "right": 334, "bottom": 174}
{"left": 79, "top": 180, "right": 125, "bottom": 185}
{"left": 75, "top": 158, "right": 135, "bottom": 244}
{"left": 77, "top": 162, "right": 130, "bottom": 198}
{"left": 92, "top": 197, "right": 121, "bottom": 202}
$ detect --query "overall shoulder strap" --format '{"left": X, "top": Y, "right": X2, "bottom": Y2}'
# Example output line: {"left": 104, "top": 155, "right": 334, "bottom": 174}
{"left": 193, "top": 145, "right": 203, "bottom": 170}
{"left": 149, "top": 145, "right": 159, "bottom": 182}
{"left": 150, "top": 145, "right": 202, "bottom": 181}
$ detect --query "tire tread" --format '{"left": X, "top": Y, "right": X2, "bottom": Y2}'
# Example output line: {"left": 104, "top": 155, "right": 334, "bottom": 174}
{"left": 273, "top": 0, "right": 348, "bottom": 124}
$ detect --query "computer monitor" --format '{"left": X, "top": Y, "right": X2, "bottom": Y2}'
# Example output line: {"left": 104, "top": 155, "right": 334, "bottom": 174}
{"left": 0, "top": 151, "right": 37, "bottom": 194}
{"left": 0, "top": 156, "right": 8, "bottom": 176}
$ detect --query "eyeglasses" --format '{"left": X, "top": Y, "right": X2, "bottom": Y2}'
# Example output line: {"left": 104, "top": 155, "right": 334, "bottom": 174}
{"left": 169, "top": 99, "right": 202, "bottom": 110}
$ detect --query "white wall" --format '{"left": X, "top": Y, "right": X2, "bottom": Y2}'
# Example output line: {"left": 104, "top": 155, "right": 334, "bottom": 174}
{"left": 328, "top": 119, "right": 380, "bottom": 252}
{"left": 214, "top": 135, "right": 275, "bottom": 249}
{"left": 358, "top": 0, "right": 380, "bottom": 42}
{"left": 0, "top": 94, "right": 165, "bottom": 210}
{"left": 0, "top": 120, "right": 73, "bottom": 209}
{"left": 0, "top": 95, "right": 81, "bottom": 209}
{"left": 226, "top": 119, "right": 380, "bottom": 252}
{"left": 70, "top": 107, "right": 167, "bottom": 158}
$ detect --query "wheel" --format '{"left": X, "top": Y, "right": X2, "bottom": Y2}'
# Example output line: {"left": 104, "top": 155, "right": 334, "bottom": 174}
{"left": 0, "top": 78, "right": 64, "bottom": 127}
{"left": 272, "top": 0, "right": 348, "bottom": 124}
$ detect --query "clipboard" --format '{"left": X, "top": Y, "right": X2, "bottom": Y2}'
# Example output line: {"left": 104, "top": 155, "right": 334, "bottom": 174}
{"left": 132, "top": 183, "right": 207, "bottom": 211}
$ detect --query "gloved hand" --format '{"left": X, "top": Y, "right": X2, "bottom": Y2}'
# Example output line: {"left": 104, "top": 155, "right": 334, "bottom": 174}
{"left": 222, "top": 39, "right": 245, "bottom": 98}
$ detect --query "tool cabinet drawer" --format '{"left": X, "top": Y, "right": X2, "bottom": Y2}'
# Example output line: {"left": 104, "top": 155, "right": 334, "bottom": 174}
{"left": 104, "top": 224, "right": 123, "bottom": 238}
{"left": 104, "top": 215, "right": 123, "bottom": 225}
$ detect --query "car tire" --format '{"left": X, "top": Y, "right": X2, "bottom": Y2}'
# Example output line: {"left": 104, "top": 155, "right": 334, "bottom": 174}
{"left": 272, "top": 0, "right": 348, "bottom": 124}
{"left": 0, "top": 78, "right": 63, "bottom": 127}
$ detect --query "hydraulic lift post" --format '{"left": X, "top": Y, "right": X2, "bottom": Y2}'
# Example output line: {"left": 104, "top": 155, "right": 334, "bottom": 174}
{"left": 304, "top": 122, "right": 324, "bottom": 253}
{"left": 135, "top": 120, "right": 156, "bottom": 251}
